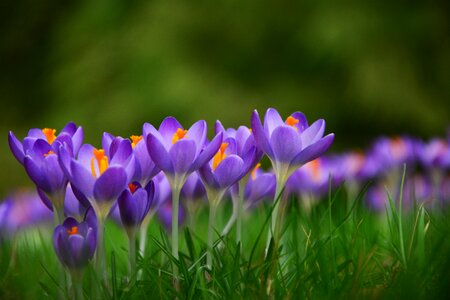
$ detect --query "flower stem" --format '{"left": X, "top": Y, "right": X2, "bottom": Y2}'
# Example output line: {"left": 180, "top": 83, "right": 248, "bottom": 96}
{"left": 207, "top": 200, "right": 218, "bottom": 269}
{"left": 95, "top": 216, "right": 108, "bottom": 289}
{"left": 70, "top": 270, "right": 84, "bottom": 300}
{"left": 266, "top": 178, "right": 285, "bottom": 253}
{"left": 171, "top": 185, "right": 181, "bottom": 280}
{"left": 127, "top": 229, "right": 137, "bottom": 278}
{"left": 236, "top": 180, "right": 245, "bottom": 244}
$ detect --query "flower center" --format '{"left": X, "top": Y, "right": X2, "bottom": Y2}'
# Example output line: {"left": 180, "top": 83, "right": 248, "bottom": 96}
{"left": 172, "top": 128, "right": 188, "bottom": 144}
{"left": 251, "top": 163, "right": 261, "bottom": 180}
{"left": 212, "top": 143, "right": 229, "bottom": 171}
{"left": 90, "top": 149, "right": 109, "bottom": 178}
{"left": 391, "top": 137, "right": 406, "bottom": 160}
{"left": 42, "top": 128, "right": 57, "bottom": 145}
{"left": 130, "top": 135, "right": 143, "bottom": 149}
{"left": 128, "top": 183, "right": 139, "bottom": 194}
{"left": 44, "top": 150, "right": 55, "bottom": 157}
{"left": 67, "top": 226, "right": 78, "bottom": 235}
{"left": 285, "top": 116, "right": 299, "bottom": 129}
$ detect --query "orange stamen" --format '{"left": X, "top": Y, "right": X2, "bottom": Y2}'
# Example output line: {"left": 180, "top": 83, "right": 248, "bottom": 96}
{"left": 251, "top": 163, "right": 261, "bottom": 180}
{"left": 67, "top": 226, "right": 78, "bottom": 235}
{"left": 172, "top": 128, "right": 188, "bottom": 144}
{"left": 285, "top": 116, "right": 299, "bottom": 129}
{"left": 128, "top": 183, "right": 139, "bottom": 194}
{"left": 42, "top": 128, "right": 57, "bottom": 145}
{"left": 391, "top": 137, "right": 406, "bottom": 160}
{"left": 44, "top": 150, "right": 55, "bottom": 157}
{"left": 130, "top": 135, "right": 143, "bottom": 149}
{"left": 212, "top": 143, "right": 229, "bottom": 171}
{"left": 90, "top": 149, "right": 109, "bottom": 178}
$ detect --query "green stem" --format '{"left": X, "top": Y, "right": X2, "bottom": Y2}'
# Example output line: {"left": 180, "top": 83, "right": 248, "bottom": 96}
{"left": 70, "top": 270, "right": 84, "bottom": 300}
{"left": 171, "top": 185, "right": 181, "bottom": 280}
{"left": 266, "top": 178, "right": 285, "bottom": 252}
{"left": 95, "top": 216, "right": 108, "bottom": 288}
{"left": 236, "top": 180, "right": 245, "bottom": 244}
{"left": 127, "top": 229, "right": 137, "bottom": 277}
{"left": 207, "top": 200, "right": 218, "bottom": 269}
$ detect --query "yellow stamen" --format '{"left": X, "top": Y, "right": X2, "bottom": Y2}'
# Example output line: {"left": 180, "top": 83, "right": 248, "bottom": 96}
{"left": 172, "top": 128, "right": 188, "bottom": 144}
{"left": 44, "top": 150, "right": 55, "bottom": 157}
{"left": 251, "top": 163, "right": 261, "bottom": 180}
{"left": 285, "top": 116, "right": 299, "bottom": 129}
{"left": 42, "top": 128, "right": 57, "bottom": 145}
{"left": 212, "top": 143, "right": 229, "bottom": 171}
{"left": 67, "top": 226, "right": 78, "bottom": 235}
{"left": 90, "top": 149, "right": 109, "bottom": 178}
{"left": 128, "top": 183, "right": 138, "bottom": 194}
{"left": 130, "top": 135, "right": 143, "bottom": 149}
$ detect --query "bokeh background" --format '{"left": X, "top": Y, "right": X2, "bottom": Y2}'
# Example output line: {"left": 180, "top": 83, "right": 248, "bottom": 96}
{"left": 1, "top": 0, "right": 449, "bottom": 195}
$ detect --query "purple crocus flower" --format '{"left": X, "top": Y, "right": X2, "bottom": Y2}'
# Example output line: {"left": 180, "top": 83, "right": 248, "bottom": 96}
{"left": 118, "top": 181, "right": 154, "bottom": 229}
{"left": 0, "top": 190, "right": 53, "bottom": 240}
{"left": 244, "top": 164, "right": 276, "bottom": 208}
{"left": 145, "top": 116, "right": 222, "bottom": 264}
{"left": 251, "top": 108, "right": 334, "bottom": 186}
{"left": 251, "top": 108, "right": 334, "bottom": 247}
{"left": 8, "top": 123, "right": 84, "bottom": 220}
{"left": 53, "top": 212, "right": 96, "bottom": 270}
{"left": 181, "top": 172, "right": 206, "bottom": 203}
{"left": 417, "top": 138, "right": 450, "bottom": 170}
{"left": 145, "top": 117, "right": 223, "bottom": 188}
{"left": 59, "top": 137, "right": 134, "bottom": 219}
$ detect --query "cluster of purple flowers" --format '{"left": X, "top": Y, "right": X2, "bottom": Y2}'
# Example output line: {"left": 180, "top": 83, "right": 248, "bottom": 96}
{"left": 5, "top": 108, "right": 334, "bottom": 277}
{"left": 284, "top": 135, "right": 449, "bottom": 211}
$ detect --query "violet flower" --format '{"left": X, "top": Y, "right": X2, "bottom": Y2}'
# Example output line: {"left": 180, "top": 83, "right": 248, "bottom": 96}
{"left": 145, "top": 116, "right": 222, "bottom": 267}
{"left": 8, "top": 123, "right": 83, "bottom": 221}
{"left": 53, "top": 212, "right": 96, "bottom": 270}
{"left": 251, "top": 108, "right": 334, "bottom": 248}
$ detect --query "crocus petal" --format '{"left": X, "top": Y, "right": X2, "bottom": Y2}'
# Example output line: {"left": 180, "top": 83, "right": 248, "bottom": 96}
{"left": 24, "top": 156, "right": 50, "bottom": 192}
{"left": 214, "top": 155, "right": 244, "bottom": 188}
{"left": 110, "top": 139, "right": 133, "bottom": 166}
{"left": 240, "top": 146, "right": 257, "bottom": 176}
{"left": 72, "top": 127, "right": 84, "bottom": 155}
{"left": 93, "top": 166, "right": 127, "bottom": 202}
{"left": 290, "top": 112, "right": 309, "bottom": 133}
{"left": 291, "top": 134, "right": 335, "bottom": 166}
{"left": 264, "top": 108, "right": 284, "bottom": 136}
{"left": 58, "top": 144, "right": 72, "bottom": 177}
{"left": 8, "top": 131, "right": 25, "bottom": 164}
{"left": 189, "top": 132, "right": 223, "bottom": 172}
{"left": 61, "top": 122, "right": 77, "bottom": 136}
{"left": 199, "top": 164, "right": 219, "bottom": 188}
{"left": 70, "top": 160, "right": 95, "bottom": 199}
{"left": 300, "top": 119, "right": 325, "bottom": 148}
{"left": 28, "top": 128, "right": 45, "bottom": 139}
{"left": 251, "top": 110, "right": 274, "bottom": 158}
{"left": 187, "top": 120, "right": 207, "bottom": 153}
{"left": 215, "top": 120, "right": 226, "bottom": 134}
{"left": 159, "top": 117, "right": 183, "bottom": 145}
{"left": 245, "top": 173, "right": 276, "bottom": 203}
{"left": 147, "top": 134, "right": 174, "bottom": 174}
{"left": 85, "top": 227, "right": 97, "bottom": 257}
{"left": 118, "top": 190, "right": 139, "bottom": 226}
{"left": 169, "top": 139, "right": 196, "bottom": 174}
{"left": 68, "top": 234, "right": 88, "bottom": 267}
{"left": 44, "top": 154, "right": 66, "bottom": 192}
{"left": 102, "top": 132, "right": 115, "bottom": 155}
{"left": 269, "top": 126, "right": 302, "bottom": 163}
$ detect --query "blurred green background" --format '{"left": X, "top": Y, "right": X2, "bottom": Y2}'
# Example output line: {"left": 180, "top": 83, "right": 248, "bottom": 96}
{"left": 0, "top": 0, "right": 449, "bottom": 196}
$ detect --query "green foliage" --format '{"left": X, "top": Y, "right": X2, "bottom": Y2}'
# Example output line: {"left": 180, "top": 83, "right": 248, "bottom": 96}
{"left": 1, "top": 183, "right": 449, "bottom": 299}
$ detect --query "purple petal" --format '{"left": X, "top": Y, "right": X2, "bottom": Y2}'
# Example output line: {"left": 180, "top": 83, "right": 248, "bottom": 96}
{"left": 215, "top": 120, "right": 226, "bottom": 135}
{"left": 24, "top": 156, "right": 50, "bottom": 192}
{"left": 269, "top": 126, "right": 302, "bottom": 163}
{"left": 70, "top": 160, "right": 95, "bottom": 199}
{"left": 72, "top": 127, "right": 84, "bottom": 155}
{"left": 61, "top": 122, "right": 77, "bottom": 136}
{"left": 264, "top": 108, "right": 284, "bottom": 136}
{"left": 251, "top": 110, "right": 274, "bottom": 158}
{"left": 28, "top": 128, "right": 45, "bottom": 139}
{"left": 118, "top": 190, "right": 139, "bottom": 226}
{"left": 187, "top": 120, "right": 207, "bottom": 153}
{"left": 58, "top": 144, "right": 73, "bottom": 177}
{"left": 290, "top": 112, "right": 309, "bottom": 133}
{"left": 159, "top": 117, "right": 183, "bottom": 145}
{"left": 291, "top": 134, "right": 335, "bottom": 166}
{"left": 189, "top": 132, "right": 223, "bottom": 172}
{"left": 199, "top": 164, "right": 218, "bottom": 188}
{"left": 169, "top": 139, "right": 196, "bottom": 174}
{"left": 300, "top": 119, "right": 325, "bottom": 148}
{"left": 8, "top": 131, "right": 25, "bottom": 164}
{"left": 214, "top": 155, "right": 244, "bottom": 188}
{"left": 44, "top": 154, "right": 67, "bottom": 192}
{"left": 147, "top": 134, "right": 174, "bottom": 174}
{"left": 110, "top": 139, "right": 133, "bottom": 166}
{"left": 102, "top": 132, "right": 115, "bottom": 155}
{"left": 93, "top": 167, "right": 127, "bottom": 202}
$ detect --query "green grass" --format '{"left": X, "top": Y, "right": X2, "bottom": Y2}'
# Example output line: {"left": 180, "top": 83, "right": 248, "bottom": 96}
{"left": 1, "top": 183, "right": 449, "bottom": 299}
